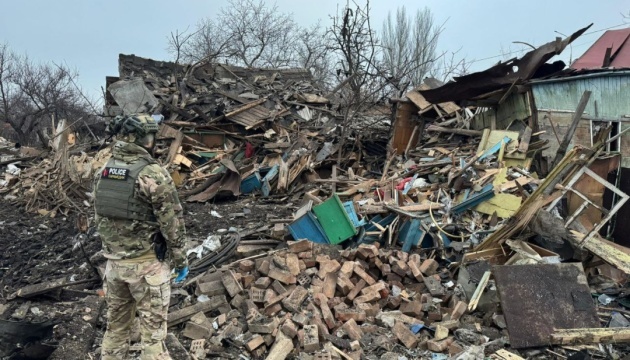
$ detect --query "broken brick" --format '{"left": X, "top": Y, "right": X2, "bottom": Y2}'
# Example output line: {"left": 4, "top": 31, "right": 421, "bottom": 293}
{"left": 419, "top": 259, "right": 438, "bottom": 275}
{"left": 288, "top": 240, "right": 313, "bottom": 253}
{"left": 392, "top": 321, "right": 418, "bottom": 348}
{"left": 303, "top": 324, "right": 320, "bottom": 352}
{"left": 268, "top": 267, "right": 296, "bottom": 285}
{"left": 341, "top": 319, "right": 363, "bottom": 341}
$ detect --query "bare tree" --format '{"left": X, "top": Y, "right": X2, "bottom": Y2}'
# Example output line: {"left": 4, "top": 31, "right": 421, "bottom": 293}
{"left": 294, "top": 23, "right": 335, "bottom": 88}
{"left": 166, "top": 27, "right": 199, "bottom": 65}
{"left": 328, "top": 1, "right": 383, "bottom": 104}
{"left": 171, "top": 19, "right": 236, "bottom": 64}
{"left": 222, "top": 0, "right": 298, "bottom": 67}
{"left": 429, "top": 49, "right": 471, "bottom": 83}
{"left": 0, "top": 43, "right": 92, "bottom": 146}
{"left": 381, "top": 6, "right": 441, "bottom": 95}
{"left": 170, "top": 0, "right": 300, "bottom": 68}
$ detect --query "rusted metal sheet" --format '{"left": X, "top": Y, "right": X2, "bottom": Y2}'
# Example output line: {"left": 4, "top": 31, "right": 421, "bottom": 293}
{"left": 494, "top": 263, "right": 599, "bottom": 349}
{"left": 391, "top": 102, "right": 420, "bottom": 155}
{"left": 571, "top": 28, "right": 630, "bottom": 70}
{"left": 419, "top": 24, "right": 592, "bottom": 104}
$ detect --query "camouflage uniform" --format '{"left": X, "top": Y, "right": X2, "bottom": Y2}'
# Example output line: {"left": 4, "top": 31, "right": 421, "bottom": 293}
{"left": 96, "top": 141, "right": 187, "bottom": 360}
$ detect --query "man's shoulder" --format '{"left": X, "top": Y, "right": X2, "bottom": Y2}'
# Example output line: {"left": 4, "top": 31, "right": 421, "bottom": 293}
{"left": 139, "top": 163, "right": 169, "bottom": 179}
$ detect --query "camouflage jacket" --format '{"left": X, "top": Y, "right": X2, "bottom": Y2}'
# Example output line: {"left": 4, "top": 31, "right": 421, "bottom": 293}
{"left": 94, "top": 141, "right": 188, "bottom": 269}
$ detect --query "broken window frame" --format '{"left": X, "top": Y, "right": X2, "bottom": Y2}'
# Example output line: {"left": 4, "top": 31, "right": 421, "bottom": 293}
{"left": 546, "top": 166, "right": 629, "bottom": 246}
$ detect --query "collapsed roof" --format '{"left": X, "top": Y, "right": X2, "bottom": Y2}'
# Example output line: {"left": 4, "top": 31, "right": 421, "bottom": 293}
{"left": 419, "top": 24, "right": 593, "bottom": 105}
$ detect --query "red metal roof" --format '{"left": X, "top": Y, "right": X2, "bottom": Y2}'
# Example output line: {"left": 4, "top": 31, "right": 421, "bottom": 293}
{"left": 571, "top": 28, "right": 630, "bottom": 70}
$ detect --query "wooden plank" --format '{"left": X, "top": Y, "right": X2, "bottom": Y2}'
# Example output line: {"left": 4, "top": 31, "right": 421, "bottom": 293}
{"left": 399, "top": 202, "right": 444, "bottom": 212}
{"left": 490, "top": 349, "right": 525, "bottom": 360}
{"left": 168, "top": 295, "right": 227, "bottom": 327}
{"left": 404, "top": 126, "right": 419, "bottom": 157}
{"left": 405, "top": 90, "right": 431, "bottom": 110}
{"left": 517, "top": 126, "right": 532, "bottom": 153}
{"left": 570, "top": 231, "right": 630, "bottom": 275}
{"left": 264, "top": 142, "right": 291, "bottom": 150}
{"left": 474, "top": 193, "right": 522, "bottom": 218}
{"left": 16, "top": 278, "right": 97, "bottom": 298}
{"left": 426, "top": 125, "right": 482, "bottom": 137}
{"left": 550, "top": 328, "right": 630, "bottom": 345}
{"left": 552, "top": 91, "right": 591, "bottom": 168}
{"left": 173, "top": 154, "right": 192, "bottom": 168}
{"left": 437, "top": 101, "right": 461, "bottom": 115}
{"left": 468, "top": 271, "right": 491, "bottom": 311}
{"left": 337, "top": 180, "right": 377, "bottom": 197}
{"left": 332, "top": 165, "right": 337, "bottom": 194}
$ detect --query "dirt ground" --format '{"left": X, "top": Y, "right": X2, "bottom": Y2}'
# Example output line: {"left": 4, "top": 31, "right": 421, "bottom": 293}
{"left": 0, "top": 195, "right": 295, "bottom": 359}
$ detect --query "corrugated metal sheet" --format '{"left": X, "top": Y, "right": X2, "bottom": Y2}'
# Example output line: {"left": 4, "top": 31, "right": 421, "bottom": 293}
{"left": 571, "top": 28, "right": 630, "bottom": 70}
{"left": 532, "top": 72, "right": 630, "bottom": 118}
{"left": 227, "top": 105, "right": 271, "bottom": 129}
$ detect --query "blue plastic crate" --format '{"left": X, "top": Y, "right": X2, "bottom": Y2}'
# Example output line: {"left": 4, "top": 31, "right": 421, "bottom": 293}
{"left": 240, "top": 172, "right": 262, "bottom": 194}
{"left": 343, "top": 201, "right": 367, "bottom": 227}
{"left": 287, "top": 212, "right": 330, "bottom": 244}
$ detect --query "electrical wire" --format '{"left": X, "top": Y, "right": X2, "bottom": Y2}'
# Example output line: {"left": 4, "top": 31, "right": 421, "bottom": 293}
{"left": 428, "top": 189, "right": 468, "bottom": 240}
{"left": 430, "top": 22, "right": 630, "bottom": 73}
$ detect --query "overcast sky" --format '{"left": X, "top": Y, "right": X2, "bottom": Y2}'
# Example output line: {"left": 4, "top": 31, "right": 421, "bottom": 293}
{"left": 1, "top": 0, "right": 628, "bottom": 103}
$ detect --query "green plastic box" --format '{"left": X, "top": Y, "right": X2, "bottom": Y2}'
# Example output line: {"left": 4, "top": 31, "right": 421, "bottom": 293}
{"left": 312, "top": 194, "right": 358, "bottom": 244}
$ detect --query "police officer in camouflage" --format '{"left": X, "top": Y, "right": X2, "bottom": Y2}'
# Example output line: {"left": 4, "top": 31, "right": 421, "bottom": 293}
{"left": 94, "top": 114, "right": 189, "bottom": 360}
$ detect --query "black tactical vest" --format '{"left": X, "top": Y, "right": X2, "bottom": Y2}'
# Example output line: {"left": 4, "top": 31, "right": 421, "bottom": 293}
{"left": 94, "top": 157, "right": 157, "bottom": 222}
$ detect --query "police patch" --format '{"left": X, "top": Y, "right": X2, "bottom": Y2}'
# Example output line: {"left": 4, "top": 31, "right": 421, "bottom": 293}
{"left": 102, "top": 167, "right": 129, "bottom": 180}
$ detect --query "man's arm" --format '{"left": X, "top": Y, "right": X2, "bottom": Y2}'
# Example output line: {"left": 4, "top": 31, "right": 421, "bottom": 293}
{"left": 138, "top": 164, "right": 188, "bottom": 269}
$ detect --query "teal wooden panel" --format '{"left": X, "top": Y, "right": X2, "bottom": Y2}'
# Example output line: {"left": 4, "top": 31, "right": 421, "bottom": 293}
{"left": 532, "top": 72, "right": 630, "bottom": 119}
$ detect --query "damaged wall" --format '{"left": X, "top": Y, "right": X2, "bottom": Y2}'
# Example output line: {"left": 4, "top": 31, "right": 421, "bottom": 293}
{"left": 531, "top": 71, "right": 630, "bottom": 166}
{"left": 472, "top": 92, "right": 532, "bottom": 131}
{"left": 537, "top": 111, "right": 592, "bottom": 159}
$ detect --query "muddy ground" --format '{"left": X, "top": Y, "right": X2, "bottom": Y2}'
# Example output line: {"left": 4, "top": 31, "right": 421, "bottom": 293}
{"left": 0, "top": 195, "right": 295, "bottom": 359}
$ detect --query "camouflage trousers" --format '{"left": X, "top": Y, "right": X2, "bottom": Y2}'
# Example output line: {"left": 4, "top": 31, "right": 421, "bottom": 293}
{"left": 101, "top": 256, "right": 172, "bottom": 360}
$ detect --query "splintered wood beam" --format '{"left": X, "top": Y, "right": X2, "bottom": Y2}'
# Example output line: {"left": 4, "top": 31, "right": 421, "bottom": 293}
{"left": 426, "top": 125, "right": 483, "bottom": 137}
{"left": 399, "top": 202, "right": 444, "bottom": 212}
{"left": 518, "top": 126, "right": 532, "bottom": 153}
{"left": 551, "top": 90, "right": 591, "bottom": 168}
{"left": 468, "top": 271, "right": 491, "bottom": 311}
{"left": 550, "top": 328, "right": 630, "bottom": 345}
{"left": 16, "top": 278, "right": 99, "bottom": 298}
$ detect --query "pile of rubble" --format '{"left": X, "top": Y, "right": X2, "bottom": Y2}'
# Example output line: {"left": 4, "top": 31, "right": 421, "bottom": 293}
{"left": 2, "top": 24, "right": 630, "bottom": 359}
{"left": 168, "top": 240, "right": 510, "bottom": 360}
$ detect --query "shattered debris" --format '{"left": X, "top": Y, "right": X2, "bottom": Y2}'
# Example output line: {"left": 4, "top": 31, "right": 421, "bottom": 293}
{"left": 2, "top": 23, "right": 630, "bottom": 359}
